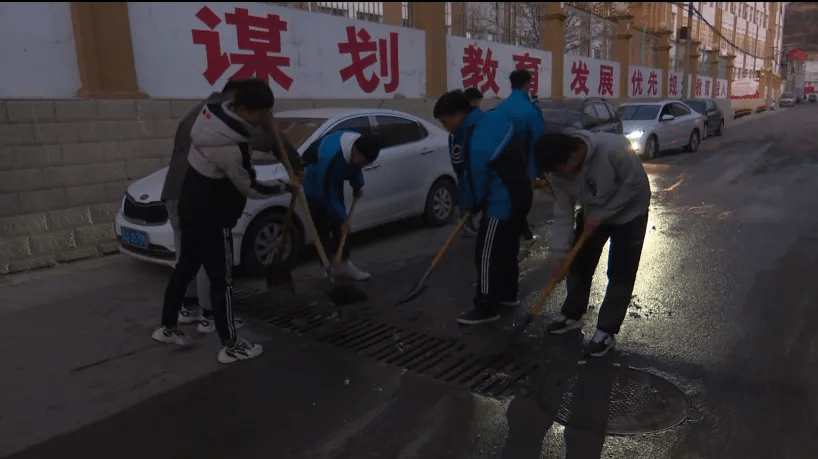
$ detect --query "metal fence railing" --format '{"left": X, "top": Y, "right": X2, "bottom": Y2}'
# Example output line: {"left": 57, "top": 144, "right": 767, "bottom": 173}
{"left": 630, "top": 27, "right": 659, "bottom": 68}
{"left": 448, "top": 2, "right": 542, "bottom": 48}
{"left": 563, "top": 4, "right": 616, "bottom": 60}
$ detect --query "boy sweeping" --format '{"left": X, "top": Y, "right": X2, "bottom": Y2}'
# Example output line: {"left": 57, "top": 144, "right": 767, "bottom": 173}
{"left": 302, "top": 131, "right": 382, "bottom": 281}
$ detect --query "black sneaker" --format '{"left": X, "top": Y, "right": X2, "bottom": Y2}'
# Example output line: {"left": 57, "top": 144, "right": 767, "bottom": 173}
{"left": 546, "top": 315, "right": 583, "bottom": 335}
{"left": 583, "top": 330, "right": 616, "bottom": 357}
{"left": 499, "top": 299, "right": 520, "bottom": 308}
{"left": 462, "top": 217, "right": 478, "bottom": 237}
{"left": 457, "top": 309, "right": 500, "bottom": 325}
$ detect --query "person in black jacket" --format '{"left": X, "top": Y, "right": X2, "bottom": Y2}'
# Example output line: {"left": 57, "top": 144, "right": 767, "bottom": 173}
{"left": 160, "top": 80, "right": 303, "bottom": 334}
{"left": 153, "top": 78, "right": 296, "bottom": 364}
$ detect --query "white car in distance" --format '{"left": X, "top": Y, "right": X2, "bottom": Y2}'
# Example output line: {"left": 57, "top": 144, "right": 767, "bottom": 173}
{"left": 618, "top": 100, "right": 705, "bottom": 160}
{"left": 115, "top": 108, "right": 458, "bottom": 276}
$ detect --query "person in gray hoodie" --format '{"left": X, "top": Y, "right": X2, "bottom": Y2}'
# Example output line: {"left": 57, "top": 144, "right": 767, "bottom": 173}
{"left": 534, "top": 130, "right": 650, "bottom": 357}
{"left": 153, "top": 78, "right": 297, "bottom": 364}
{"left": 160, "top": 80, "right": 303, "bottom": 333}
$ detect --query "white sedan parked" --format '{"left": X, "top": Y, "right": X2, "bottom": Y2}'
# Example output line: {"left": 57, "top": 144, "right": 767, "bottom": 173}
{"left": 115, "top": 108, "right": 457, "bottom": 275}
{"left": 617, "top": 100, "right": 705, "bottom": 160}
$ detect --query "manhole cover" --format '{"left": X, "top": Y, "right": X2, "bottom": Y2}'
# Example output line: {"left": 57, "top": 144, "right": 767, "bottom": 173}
{"left": 539, "top": 364, "right": 690, "bottom": 435}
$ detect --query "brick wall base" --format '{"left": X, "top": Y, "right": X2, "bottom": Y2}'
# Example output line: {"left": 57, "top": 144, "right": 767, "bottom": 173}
{"left": 0, "top": 97, "right": 454, "bottom": 274}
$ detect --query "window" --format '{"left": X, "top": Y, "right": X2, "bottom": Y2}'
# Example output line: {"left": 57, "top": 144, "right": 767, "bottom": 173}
{"left": 582, "top": 103, "right": 598, "bottom": 126}
{"left": 371, "top": 116, "right": 427, "bottom": 149}
{"left": 593, "top": 103, "right": 613, "bottom": 122}
{"left": 672, "top": 103, "right": 691, "bottom": 117}
{"left": 330, "top": 116, "right": 371, "bottom": 136}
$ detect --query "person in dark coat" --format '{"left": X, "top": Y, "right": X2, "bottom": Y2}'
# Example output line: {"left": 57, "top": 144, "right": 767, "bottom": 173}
{"left": 160, "top": 80, "right": 304, "bottom": 333}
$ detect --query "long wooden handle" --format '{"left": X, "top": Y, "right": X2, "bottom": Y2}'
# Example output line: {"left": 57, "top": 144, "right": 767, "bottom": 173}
{"left": 277, "top": 191, "right": 298, "bottom": 253}
{"left": 428, "top": 212, "right": 472, "bottom": 270}
{"left": 334, "top": 196, "right": 359, "bottom": 265}
{"left": 526, "top": 229, "right": 593, "bottom": 317}
{"left": 270, "top": 126, "right": 332, "bottom": 269}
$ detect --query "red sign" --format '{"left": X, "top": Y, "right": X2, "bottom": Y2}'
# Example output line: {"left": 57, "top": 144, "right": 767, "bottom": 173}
{"left": 631, "top": 69, "right": 643, "bottom": 96}
{"left": 787, "top": 48, "right": 807, "bottom": 62}
{"left": 805, "top": 85, "right": 816, "bottom": 94}
{"left": 461, "top": 45, "right": 500, "bottom": 94}
{"left": 569, "top": 60, "right": 591, "bottom": 96}
{"left": 192, "top": 6, "right": 294, "bottom": 89}
{"left": 512, "top": 52, "right": 541, "bottom": 96}
{"left": 338, "top": 26, "right": 400, "bottom": 94}
{"left": 598, "top": 65, "right": 615, "bottom": 96}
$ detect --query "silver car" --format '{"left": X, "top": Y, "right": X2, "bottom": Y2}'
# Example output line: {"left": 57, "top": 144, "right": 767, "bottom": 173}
{"left": 617, "top": 100, "right": 705, "bottom": 160}
{"left": 779, "top": 92, "right": 796, "bottom": 107}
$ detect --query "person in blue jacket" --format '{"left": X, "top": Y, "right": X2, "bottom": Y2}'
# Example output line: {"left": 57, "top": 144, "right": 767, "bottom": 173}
{"left": 453, "top": 88, "right": 485, "bottom": 238}
{"left": 495, "top": 70, "right": 546, "bottom": 246}
{"left": 434, "top": 90, "right": 533, "bottom": 325}
{"left": 302, "top": 131, "right": 381, "bottom": 282}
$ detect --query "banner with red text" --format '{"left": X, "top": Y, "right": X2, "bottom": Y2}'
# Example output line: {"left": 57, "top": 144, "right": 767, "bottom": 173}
{"left": 563, "top": 55, "right": 620, "bottom": 99}
{"left": 446, "top": 35, "right": 552, "bottom": 98}
{"left": 627, "top": 65, "right": 662, "bottom": 98}
{"left": 127, "top": 2, "right": 426, "bottom": 99}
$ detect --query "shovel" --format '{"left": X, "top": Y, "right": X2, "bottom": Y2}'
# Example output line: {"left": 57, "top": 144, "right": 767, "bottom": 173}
{"left": 331, "top": 196, "right": 359, "bottom": 270}
{"left": 502, "top": 228, "right": 594, "bottom": 348}
{"left": 265, "top": 179, "right": 299, "bottom": 294}
{"left": 271, "top": 128, "right": 367, "bottom": 306}
{"left": 396, "top": 212, "right": 472, "bottom": 306}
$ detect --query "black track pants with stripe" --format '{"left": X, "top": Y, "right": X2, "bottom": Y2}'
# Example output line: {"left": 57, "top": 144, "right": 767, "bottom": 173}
{"left": 162, "top": 223, "right": 236, "bottom": 343}
{"left": 473, "top": 215, "right": 523, "bottom": 314}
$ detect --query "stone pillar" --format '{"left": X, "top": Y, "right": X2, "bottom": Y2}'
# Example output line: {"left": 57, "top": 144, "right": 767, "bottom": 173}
{"left": 542, "top": 3, "right": 567, "bottom": 98}
{"left": 688, "top": 40, "right": 701, "bottom": 98}
{"left": 614, "top": 13, "right": 634, "bottom": 101}
{"left": 382, "top": 2, "right": 403, "bottom": 26}
{"left": 70, "top": 2, "right": 146, "bottom": 98}
{"left": 709, "top": 49, "right": 720, "bottom": 84}
{"left": 654, "top": 28, "right": 673, "bottom": 98}
{"left": 725, "top": 54, "right": 736, "bottom": 98}
{"left": 450, "top": 2, "right": 465, "bottom": 36}
{"left": 410, "top": 2, "right": 447, "bottom": 98}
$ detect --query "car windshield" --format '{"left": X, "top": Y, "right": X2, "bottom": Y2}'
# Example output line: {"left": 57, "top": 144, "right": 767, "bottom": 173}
{"left": 540, "top": 109, "right": 582, "bottom": 127}
{"left": 618, "top": 105, "right": 660, "bottom": 121}
{"left": 684, "top": 101, "right": 706, "bottom": 113}
{"left": 782, "top": 92, "right": 794, "bottom": 98}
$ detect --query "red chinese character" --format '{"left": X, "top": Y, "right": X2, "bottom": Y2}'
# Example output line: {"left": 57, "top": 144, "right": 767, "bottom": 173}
{"left": 704, "top": 80, "right": 711, "bottom": 97}
{"left": 338, "top": 26, "right": 400, "bottom": 94}
{"left": 599, "top": 65, "right": 615, "bottom": 96}
{"left": 695, "top": 78, "right": 702, "bottom": 96}
{"left": 669, "top": 74, "right": 678, "bottom": 96}
{"left": 631, "top": 69, "right": 643, "bottom": 96}
{"left": 648, "top": 71, "right": 658, "bottom": 96}
{"left": 513, "top": 52, "right": 541, "bottom": 96}
{"left": 460, "top": 45, "right": 499, "bottom": 94}
{"left": 569, "top": 60, "right": 590, "bottom": 96}
{"left": 715, "top": 81, "right": 721, "bottom": 98}
{"left": 192, "top": 6, "right": 231, "bottom": 85}
{"left": 225, "top": 7, "right": 293, "bottom": 90}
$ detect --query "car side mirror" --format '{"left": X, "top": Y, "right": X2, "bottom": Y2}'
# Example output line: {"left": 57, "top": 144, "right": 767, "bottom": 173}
{"left": 660, "top": 114, "right": 675, "bottom": 121}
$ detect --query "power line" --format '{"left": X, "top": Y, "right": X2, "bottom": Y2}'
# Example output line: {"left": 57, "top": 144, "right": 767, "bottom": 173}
{"left": 666, "top": 1, "right": 766, "bottom": 61}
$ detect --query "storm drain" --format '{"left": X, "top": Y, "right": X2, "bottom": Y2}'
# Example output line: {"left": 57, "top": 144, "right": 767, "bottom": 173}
{"left": 539, "top": 364, "right": 691, "bottom": 435}
{"left": 235, "top": 292, "right": 538, "bottom": 398}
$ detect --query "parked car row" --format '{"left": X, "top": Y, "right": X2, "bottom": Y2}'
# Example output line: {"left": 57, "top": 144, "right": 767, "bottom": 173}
{"left": 535, "top": 96, "right": 722, "bottom": 161}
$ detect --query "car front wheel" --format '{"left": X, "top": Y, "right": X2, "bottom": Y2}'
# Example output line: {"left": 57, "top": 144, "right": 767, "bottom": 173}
{"left": 424, "top": 178, "right": 457, "bottom": 227}
{"left": 642, "top": 135, "right": 659, "bottom": 160}
{"left": 685, "top": 129, "right": 700, "bottom": 152}
{"left": 241, "top": 210, "right": 302, "bottom": 277}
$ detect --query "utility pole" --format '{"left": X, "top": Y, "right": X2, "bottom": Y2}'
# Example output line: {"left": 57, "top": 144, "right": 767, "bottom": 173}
{"left": 682, "top": 1, "right": 693, "bottom": 98}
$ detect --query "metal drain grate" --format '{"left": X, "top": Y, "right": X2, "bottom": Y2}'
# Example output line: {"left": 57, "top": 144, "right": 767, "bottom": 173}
{"left": 234, "top": 291, "right": 538, "bottom": 398}
{"left": 540, "top": 364, "right": 691, "bottom": 435}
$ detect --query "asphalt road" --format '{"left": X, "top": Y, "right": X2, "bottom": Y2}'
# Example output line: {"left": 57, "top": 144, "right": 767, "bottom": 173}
{"left": 4, "top": 103, "right": 818, "bottom": 459}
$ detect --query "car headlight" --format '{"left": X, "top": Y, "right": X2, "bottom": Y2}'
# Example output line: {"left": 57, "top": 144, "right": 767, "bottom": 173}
{"left": 625, "top": 130, "right": 644, "bottom": 140}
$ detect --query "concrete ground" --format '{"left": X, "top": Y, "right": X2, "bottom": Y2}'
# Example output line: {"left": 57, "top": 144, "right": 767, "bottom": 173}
{"left": 3, "top": 102, "right": 818, "bottom": 458}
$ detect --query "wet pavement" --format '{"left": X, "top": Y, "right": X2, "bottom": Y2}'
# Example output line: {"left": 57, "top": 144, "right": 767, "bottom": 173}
{"left": 4, "top": 104, "right": 818, "bottom": 458}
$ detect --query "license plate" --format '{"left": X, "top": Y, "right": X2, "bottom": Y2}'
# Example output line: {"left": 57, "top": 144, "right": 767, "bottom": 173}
{"left": 121, "top": 227, "right": 149, "bottom": 249}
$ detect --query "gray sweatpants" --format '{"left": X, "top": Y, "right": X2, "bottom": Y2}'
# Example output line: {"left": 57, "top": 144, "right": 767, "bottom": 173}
{"left": 166, "top": 200, "right": 211, "bottom": 310}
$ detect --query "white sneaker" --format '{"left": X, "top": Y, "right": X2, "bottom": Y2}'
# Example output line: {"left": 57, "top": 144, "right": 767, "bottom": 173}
{"left": 178, "top": 306, "right": 204, "bottom": 324}
{"left": 197, "top": 317, "right": 246, "bottom": 334}
{"left": 335, "top": 260, "right": 371, "bottom": 282}
{"left": 217, "top": 338, "right": 263, "bottom": 364}
{"left": 151, "top": 327, "right": 190, "bottom": 346}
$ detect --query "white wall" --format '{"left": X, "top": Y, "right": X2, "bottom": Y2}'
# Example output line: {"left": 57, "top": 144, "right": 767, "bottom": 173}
{"left": 0, "top": 2, "right": 82, "bottom": 98}
{"left": 127, "top": 2, "right": 425, "bottom": 99}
